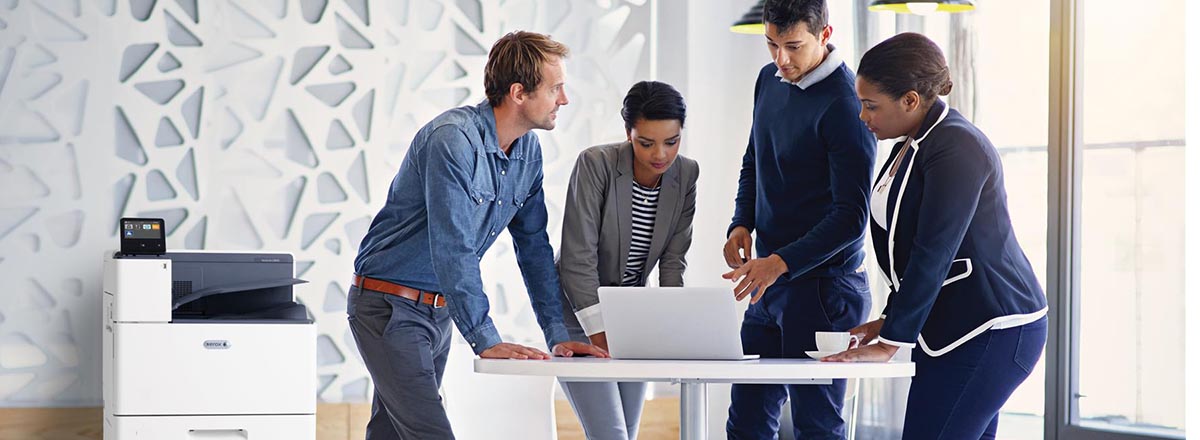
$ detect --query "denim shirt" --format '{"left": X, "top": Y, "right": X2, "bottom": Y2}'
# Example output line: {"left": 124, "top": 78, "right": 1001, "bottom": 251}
{"left": 353, "top": 100, "right": 570, "bottom": 354}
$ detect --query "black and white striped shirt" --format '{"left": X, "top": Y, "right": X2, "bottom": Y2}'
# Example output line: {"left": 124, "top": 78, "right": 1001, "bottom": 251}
{"left": 622, "top": 181, "right": 660, "bottom": 286}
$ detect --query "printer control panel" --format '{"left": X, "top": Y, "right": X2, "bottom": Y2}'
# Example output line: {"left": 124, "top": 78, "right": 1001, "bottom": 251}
{"left": 119, "top": 217, "right": 166, "bottom": 256}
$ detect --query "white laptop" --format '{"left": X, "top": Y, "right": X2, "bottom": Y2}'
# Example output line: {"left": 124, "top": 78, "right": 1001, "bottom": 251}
{"left": 598, "top": 287, "right": 759, "bottom": 360}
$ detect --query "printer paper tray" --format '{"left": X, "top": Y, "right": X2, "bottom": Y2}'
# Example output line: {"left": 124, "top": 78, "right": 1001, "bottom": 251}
{"left": 104, "top": 414, "right": 314, "bottom": 440}
{"left": 109, "top": 322, "right": 316, "bottom": 416}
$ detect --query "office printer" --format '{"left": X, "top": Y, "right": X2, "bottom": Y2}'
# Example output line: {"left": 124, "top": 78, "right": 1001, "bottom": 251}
{"left": 102, "top": 251, "right": 316, "bottom": 440}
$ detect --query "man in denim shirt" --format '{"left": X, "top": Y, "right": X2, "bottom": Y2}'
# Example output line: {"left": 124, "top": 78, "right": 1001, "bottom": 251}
{"left": 348, "top": 31, "right": 607, "bottom": 439}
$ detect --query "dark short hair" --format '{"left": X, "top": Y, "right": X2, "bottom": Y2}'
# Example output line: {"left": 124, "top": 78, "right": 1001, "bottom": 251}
{"left": 762, "top": 0, "right": 828, "bottom": 36}
{"left": 621, "top": 81, "right": 687, "bottom": 132}
{"left": 857, "top": 32, "right": 953, "bottom": 103}
{"left": 484, "top": 31, "right": 570, "bottom": 107}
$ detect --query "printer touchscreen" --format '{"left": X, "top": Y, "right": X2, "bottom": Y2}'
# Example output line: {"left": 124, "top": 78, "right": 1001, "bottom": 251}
{"left": 120, "top": 217, "right": 166, "bottom": 255}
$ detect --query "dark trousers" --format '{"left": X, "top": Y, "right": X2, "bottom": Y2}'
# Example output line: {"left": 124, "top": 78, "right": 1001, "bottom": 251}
{"left": 727, "top": 272, "right": 872, "bottom": 440}
{"left": 903, "top": 317, "right": 1047, "bottom": 440}
{"left": 347, "top": 285, "right": 455, "bottom": 440}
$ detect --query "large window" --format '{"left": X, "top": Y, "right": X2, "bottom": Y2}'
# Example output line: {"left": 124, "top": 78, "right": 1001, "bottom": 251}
{"left": 1075, "top": 0, "right": 1187, "bottom": 437}
{"left": 968, "top": 3, "right": 1052, "bottom": 439}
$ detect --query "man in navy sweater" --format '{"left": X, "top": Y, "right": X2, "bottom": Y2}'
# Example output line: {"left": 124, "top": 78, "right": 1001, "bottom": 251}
{"left": 721, "top": 0, "right": 876, "bottom": 438}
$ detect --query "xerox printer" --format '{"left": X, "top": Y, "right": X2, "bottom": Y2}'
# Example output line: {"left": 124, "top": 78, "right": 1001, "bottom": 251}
{"left": 102, "top": 250, "right": 316, "bottom": 440}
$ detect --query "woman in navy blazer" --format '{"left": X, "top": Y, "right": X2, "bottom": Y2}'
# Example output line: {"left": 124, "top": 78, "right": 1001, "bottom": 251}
{"left": 824, "top": 33, "right": 1048, "bottom": 439}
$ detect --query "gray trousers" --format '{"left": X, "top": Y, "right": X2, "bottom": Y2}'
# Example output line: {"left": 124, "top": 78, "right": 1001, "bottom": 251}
{"left": 347, "top": 285, "right": 455, "bottom": 440}
{"left": 558, "top": 291, "right": 647, "bottom": 440}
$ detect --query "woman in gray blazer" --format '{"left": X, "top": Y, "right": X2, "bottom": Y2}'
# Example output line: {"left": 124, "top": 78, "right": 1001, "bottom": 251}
{"left": 556, "top": 81, "right": 699, "bottom": 439}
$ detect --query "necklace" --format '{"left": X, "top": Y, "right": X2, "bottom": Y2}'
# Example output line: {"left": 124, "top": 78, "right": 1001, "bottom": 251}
{"left": 635, "top": 176, "right": 661, "bottom": 203}
{"left": 888, "top": 136, "right": 916, "bottom": 177}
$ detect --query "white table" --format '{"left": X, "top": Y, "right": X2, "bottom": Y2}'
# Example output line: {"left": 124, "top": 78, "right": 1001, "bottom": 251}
{"left": 475, "top": 358, "right": 914, "bottom": 440}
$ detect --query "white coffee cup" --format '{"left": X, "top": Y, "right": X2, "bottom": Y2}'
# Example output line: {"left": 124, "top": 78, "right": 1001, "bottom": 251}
{"left": 815, "top": 331, "right": 861, "bottom": 352}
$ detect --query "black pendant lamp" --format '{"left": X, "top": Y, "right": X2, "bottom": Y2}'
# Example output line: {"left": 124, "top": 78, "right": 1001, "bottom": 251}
{"left": 730, "top": 0, "right": 766, "bottom": 34}
{"left": 868, "top": 0, "right": 975, "bottom": 14}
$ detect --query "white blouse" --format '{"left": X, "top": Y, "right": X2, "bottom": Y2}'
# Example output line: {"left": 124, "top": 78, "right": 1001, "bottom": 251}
{"left": 870, "top": 173, "right": 895, "bottom": 229}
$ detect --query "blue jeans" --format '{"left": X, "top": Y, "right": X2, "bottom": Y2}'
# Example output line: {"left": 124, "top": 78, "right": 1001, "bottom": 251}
{"left": 557, "top": 290, "right": 647, "bottom": 440}
{"left": 347, "top": 285, "right": 455, "bottom": 440}
{"left": 902, "top": 317, "right": 1047, "bottom": 440}
{"left": 727, "top": 272, "right": 872, "bottom": 440}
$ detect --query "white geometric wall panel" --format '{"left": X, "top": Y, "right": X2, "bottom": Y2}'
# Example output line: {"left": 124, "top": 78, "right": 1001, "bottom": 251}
{"left": 0, "top": 0, "right": 652, "bottom": 405}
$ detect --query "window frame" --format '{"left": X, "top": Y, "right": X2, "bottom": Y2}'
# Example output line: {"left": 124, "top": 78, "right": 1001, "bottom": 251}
{"left": 1046, "top": 0, "right": 1186, "bottom": 439}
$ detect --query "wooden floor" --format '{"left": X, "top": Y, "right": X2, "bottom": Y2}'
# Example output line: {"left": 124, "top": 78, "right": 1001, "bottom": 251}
{"left": 555, "top": 398, "right": 680, "bottom": 440}
{"left": 0, "top": 407, "right": 103, "bottom": 440}
{"left": 0, "top": 399, "right": 681, "bottom": 440}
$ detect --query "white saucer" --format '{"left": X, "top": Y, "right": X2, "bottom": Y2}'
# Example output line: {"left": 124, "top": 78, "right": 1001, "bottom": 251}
{"left": 805, "top": 350, "right": 839, "bottom": 359}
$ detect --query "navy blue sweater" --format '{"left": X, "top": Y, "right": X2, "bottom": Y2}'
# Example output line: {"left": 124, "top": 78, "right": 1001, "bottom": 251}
{"left": 730, "top": 63, "right": 876, "bottom": 281}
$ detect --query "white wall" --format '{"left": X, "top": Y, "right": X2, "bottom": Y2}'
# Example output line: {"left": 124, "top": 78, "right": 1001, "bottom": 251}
{"left": 0, "top": 0, "right": 654, "bottom": 406}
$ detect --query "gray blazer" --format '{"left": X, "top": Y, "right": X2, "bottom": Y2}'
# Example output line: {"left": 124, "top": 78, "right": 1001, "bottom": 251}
{"left": 558, "top": 141, "right": 699, "bottom": 317}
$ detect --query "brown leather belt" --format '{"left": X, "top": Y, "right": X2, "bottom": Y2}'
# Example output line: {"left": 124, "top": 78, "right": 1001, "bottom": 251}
{"left": 353, "top": 274, "right": 446, "bottom": 308}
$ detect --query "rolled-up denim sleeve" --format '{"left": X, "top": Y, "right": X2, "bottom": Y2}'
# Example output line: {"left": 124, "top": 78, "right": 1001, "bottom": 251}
{"left": 422, "top": 126, "right": 503, "bottom": 354}
{"left": 508, "top": 169, "right": 570, "bottom": 349}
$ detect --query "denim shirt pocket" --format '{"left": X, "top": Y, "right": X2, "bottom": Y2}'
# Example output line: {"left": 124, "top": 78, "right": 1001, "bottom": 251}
{"left": 467, "top": 150, "right": 496, "bottom": 203}
{"left": 463, "top": 187, "right": 495, "bottom": 254}
{"left": 467, "top": 165, "right": 495, "bottom": 205}
{"left": 467, "top": 187, "right": 497, "bottom": 206}
{"left": 512, "top": 182, "right": 532, "bottom": 209}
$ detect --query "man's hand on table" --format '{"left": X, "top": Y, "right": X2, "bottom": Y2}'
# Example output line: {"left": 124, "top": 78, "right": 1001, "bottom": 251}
{"left": 479, "top": 342, "right": 551, "bottom": 360}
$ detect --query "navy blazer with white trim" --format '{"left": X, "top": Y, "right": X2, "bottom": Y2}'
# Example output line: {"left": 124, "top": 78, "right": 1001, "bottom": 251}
{"left": 872, "top": 99, "right": 1048, "bottom": 356}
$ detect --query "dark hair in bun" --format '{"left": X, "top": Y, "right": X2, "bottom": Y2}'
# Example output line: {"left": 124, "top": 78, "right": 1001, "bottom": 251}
{"left": 858, "top": 32, "right": 953, "bottom": 103}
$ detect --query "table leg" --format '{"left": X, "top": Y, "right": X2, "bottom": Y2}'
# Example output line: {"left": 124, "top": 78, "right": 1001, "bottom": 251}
{"left": 679, "top": 381, "right": 708, "bottom": 440}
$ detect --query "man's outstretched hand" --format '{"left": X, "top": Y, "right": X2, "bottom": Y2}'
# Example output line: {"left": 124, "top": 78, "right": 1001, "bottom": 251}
{"left": 479, "top": 342, "right": 551, "bottom": 360}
